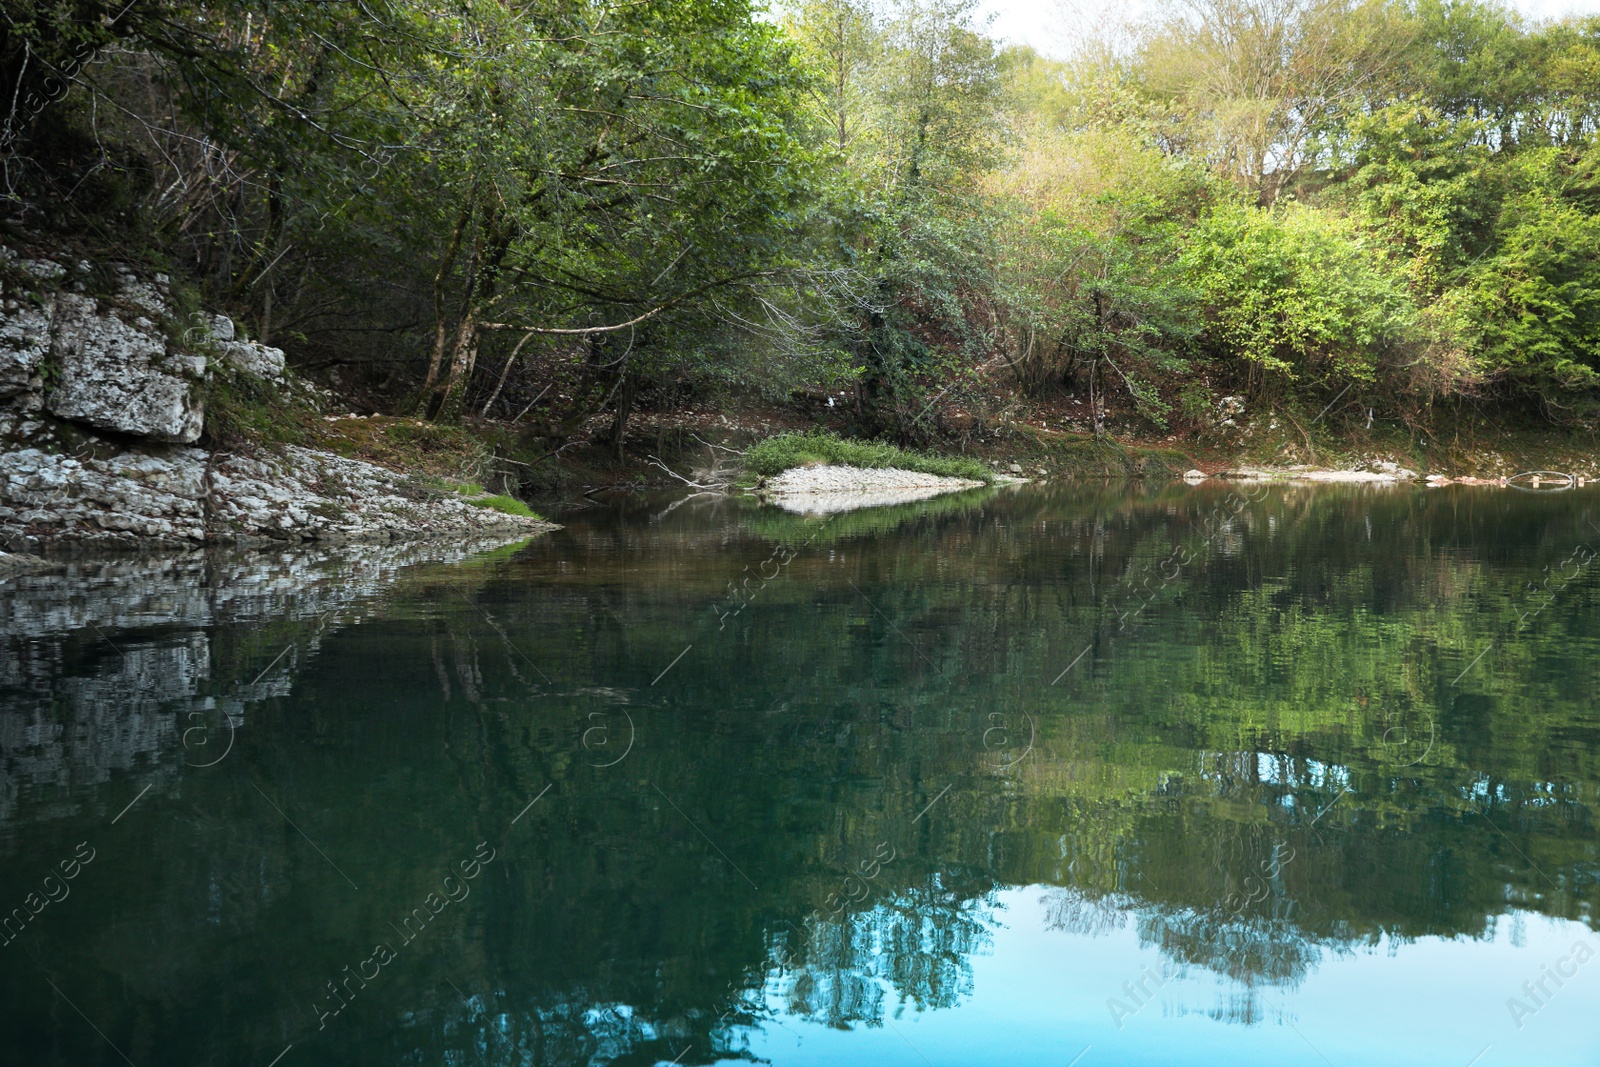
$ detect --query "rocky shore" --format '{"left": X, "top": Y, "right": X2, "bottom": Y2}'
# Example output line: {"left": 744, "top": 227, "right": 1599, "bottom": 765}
{"left": 1, "top": 424, "right": 554, "bottom": 550}
{"left": 1185, "top": 462, "right": 1593, "bottom": 489}
{"left": 1193, "top": 461, "right": 1422, "bottom": 484}
{"left": 0, "top": 246, "right": 555, "bottom": 550}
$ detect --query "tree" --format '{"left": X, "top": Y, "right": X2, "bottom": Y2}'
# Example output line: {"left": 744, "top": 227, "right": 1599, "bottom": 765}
{"left": 787, "top": 0, "right": 1005, "bottom": 439}
{"left": 1139, "top": 0, "right": 1411, "bottom": 202}
{"left": 989, "top": 128, "right": 1205, "bottom": 428}
{"left": 356, "top": 0, "right": 819, "bottom": 423}
{"left": 784, "top": 0, "right": 879, "bottom": 156}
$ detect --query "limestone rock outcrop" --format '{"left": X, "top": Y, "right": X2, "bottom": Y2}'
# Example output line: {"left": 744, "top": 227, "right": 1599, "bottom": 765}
{"left": 207, "top": 313, "right": 285, "bottom": 380}
{"left": 0, "top": 245, "right": 555, "bottom": 548}
{"left": 0, "top": 414, "right": 551, "bottom": 549}
{"left": 1, "top": 251, "right": 296, "bottom": 444}
{"left": 0, "top": 300, "right": 52, "bottom": 402}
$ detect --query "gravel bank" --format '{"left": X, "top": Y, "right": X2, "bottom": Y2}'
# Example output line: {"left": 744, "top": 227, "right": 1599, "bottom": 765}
{"left": 763, "top": 464, "right": 985, "bottom": 515}
{"left": 1208, "top": 462, "right": 1420, "bottom": 484}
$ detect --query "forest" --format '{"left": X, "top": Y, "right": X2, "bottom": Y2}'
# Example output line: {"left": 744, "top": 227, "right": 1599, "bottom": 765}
{"left": 4, "top": 0, "right": 1600, "bottom": 459}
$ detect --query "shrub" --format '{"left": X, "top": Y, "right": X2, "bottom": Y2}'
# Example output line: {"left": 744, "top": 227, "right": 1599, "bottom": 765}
{"left": 1460, "top": 178, "right": 1600, "bottom": 415}
{"left": 1178, "top": 382, "right": 1217, "bottom": 423}
{"left": 1179, "top": 201, "right": 1421, "bottom": 387}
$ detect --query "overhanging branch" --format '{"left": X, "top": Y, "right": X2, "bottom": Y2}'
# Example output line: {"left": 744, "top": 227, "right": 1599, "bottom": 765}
{"left": 479, "top": 271, "right": 773, "bottom": 335}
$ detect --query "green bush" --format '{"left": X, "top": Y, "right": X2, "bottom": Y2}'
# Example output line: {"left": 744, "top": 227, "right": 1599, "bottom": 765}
{"left": 744, "top": 431, "right": 992, "bottom": 482}
{"left": 1178, "top": 382, "right": 1216, "bottom": 423}
{"left": 1459, "top": 161, "right": 1600, "bottom": 411}
{"left": 1179, "top": 201, "right": 1421, "bottom": 386}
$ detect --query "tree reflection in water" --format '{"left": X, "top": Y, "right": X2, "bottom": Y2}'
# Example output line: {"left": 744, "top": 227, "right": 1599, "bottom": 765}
{"left": 2, "top": 484, "right": 1598, "bottom": 1065}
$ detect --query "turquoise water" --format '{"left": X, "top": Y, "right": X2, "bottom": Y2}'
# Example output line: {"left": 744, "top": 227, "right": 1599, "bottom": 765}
{"left": 2, "top": 482, "right": 1598, "bottom": 1065}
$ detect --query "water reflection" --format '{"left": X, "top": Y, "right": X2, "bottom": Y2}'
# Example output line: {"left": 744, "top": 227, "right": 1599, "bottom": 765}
{"left": 1, "top": 484, "right": 1598, "bottom": 1065}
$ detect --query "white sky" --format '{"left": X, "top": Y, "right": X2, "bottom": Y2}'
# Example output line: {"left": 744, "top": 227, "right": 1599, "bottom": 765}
{"left": 983, "top": 0, "right": 1600, "bottom": 57}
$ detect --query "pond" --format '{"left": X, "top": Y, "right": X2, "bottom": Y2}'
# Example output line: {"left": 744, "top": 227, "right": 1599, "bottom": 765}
{"left": 2, "top": 482, "right": 1598, "bottom": 1066}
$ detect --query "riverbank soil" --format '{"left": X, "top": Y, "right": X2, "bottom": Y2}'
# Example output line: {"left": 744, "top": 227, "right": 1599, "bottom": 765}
{"left": 314, "top": 389, "right": 1595, "bottom": 502}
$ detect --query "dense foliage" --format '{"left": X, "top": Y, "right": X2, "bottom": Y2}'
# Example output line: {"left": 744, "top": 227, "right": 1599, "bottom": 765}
{"left": 4, "top": 0, "right": 1600, "bottom": 449}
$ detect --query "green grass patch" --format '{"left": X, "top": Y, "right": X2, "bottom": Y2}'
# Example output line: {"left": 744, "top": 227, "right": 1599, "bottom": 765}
{"left": 465, "top": 493, "right": 541, "bottom": 519}
{"left": 397, "top": 472, "right": 544, "bottom": 520}
{"left": 744, "top": 431, "right": 992, "bottom": 482}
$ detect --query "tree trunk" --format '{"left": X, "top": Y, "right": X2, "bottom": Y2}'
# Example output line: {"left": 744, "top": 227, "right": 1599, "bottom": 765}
{"left": 1091, "top": 291, "right": 1105, "bottom": 440}
{"left": 261, "top": 173, "right": 283, "bottom": 342}
{"left": 606, "top": 372, "right": 638, "bottom": 463}
{"left": 432, "top": 315, "right": 478, "bottom": 422}
{"left": 423, "top": 197, "right": 474, "bottom": 400}
{"left": 1091, "top": 357, "right": 1104, "bottom": 440}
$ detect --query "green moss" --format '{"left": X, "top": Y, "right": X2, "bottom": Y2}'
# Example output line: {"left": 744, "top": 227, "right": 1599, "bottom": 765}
{"left": 745, "top": 431, "right": 992, "bottom": 482}
{"left": 200, "top": 368, "right": 317, "bottom": 448}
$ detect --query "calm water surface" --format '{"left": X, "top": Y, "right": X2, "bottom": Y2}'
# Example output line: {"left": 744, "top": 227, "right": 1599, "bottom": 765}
{"left": 3, "top": 483, "right": 1599, "bottom": 1066}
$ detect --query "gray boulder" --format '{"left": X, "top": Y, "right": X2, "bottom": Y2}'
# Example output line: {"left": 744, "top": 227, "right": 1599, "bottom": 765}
{"left": 204, "top": 312, "right": 286, "bottom": 380}
{"left": 45, "top": 292, "right": 206, "bottom": 443}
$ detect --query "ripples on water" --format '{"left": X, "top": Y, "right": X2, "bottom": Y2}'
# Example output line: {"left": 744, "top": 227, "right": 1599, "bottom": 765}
{"left": 2, "top": 483, "right": 1598, "bottom": 1066}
